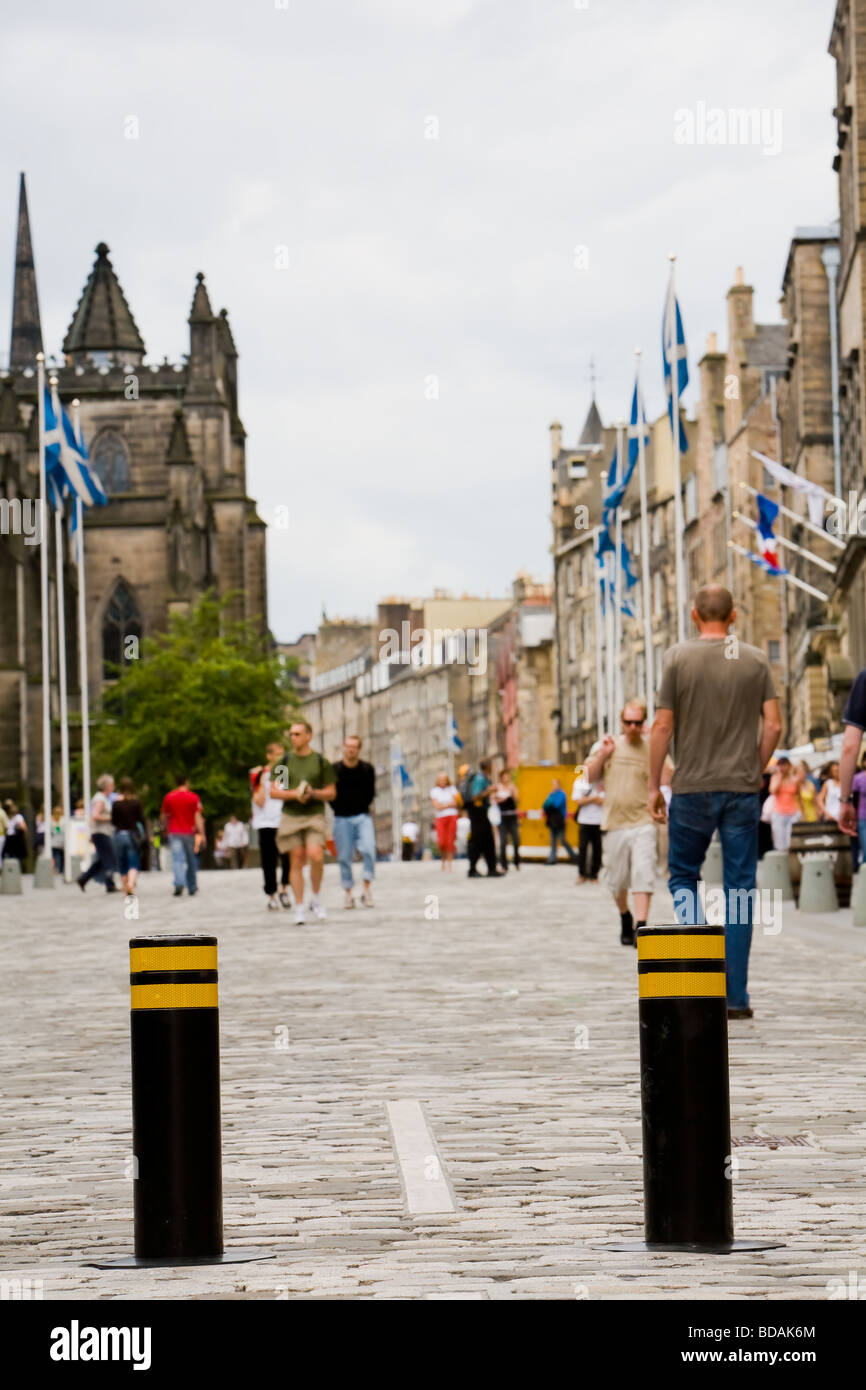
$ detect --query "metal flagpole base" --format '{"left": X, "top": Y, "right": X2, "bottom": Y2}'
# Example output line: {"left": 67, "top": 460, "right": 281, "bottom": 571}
{"left": 597, "top": 1239, "right": 785, "bottom": 1254}
{"left": 85, "top": 1247, "right": 276, "bottom": 1269}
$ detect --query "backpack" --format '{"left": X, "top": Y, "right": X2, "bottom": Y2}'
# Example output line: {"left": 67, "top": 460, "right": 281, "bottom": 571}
{"left": 458, "top": 770, "right": 477, "bottom": 809}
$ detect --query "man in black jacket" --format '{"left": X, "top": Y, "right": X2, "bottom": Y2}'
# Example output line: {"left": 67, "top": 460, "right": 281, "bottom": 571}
{"left": 333, "top": 735, "right": 377, "bottom": 908}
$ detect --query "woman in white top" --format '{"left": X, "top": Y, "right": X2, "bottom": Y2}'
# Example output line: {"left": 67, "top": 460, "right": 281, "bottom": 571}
{"left": 817, "top": 762, "right": 842, "bottom": 823}
{"left": 251, "top": 740, "right": 290, "bottom": 910}
{"left": 430, "top": 771, "right": 459, "bottom": 870}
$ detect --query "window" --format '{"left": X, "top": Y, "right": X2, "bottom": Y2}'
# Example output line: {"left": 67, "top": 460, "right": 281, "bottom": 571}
{"left": 713, "top": 442, "right": 728, "bottom": 493}
{"left": 712, "top": 519, "right": 726, "bottom": 575}
{"left": 583, "top": 676, "right": 593, "bottom": 729}
{"left": 569, "top": 680, "right": 579, "bottom": 729}
{"left": 684, "top": 473, "right": 698, "bottom": 524}
{"left": 688, "top": 543, "right": 702, "bottom": 592}
{"left": 566, "top": 559, "right": 574, "bottom": 596}
{"left": 654, "top": 643, "right": 663, "bottom": 689}
{"left": 91, "top": 430, "right": 131, "bottom": 494}
{"left": 582, "top": 609, "right": 591, "bottom": 650}
{"left": 635, "top": 652, "right": 646, "bottom": 705}
{"left": 568, "top": 617, "right": 576, "bottom": 662}
{"left": 652, "top": 508, "right": 662, "bottom": 546}
{"left": 653, "top": 570, "right": 663, "bottom": 615}
{"left": 768, "top": 640, "right": 781, "bottom": 663}
{"left": 102, "top": 580, "right": 142, "bottom": 679}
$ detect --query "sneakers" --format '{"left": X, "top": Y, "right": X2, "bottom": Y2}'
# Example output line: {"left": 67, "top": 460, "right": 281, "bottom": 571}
{"left": 293, "top": 904, "right": 306, "bottom": 926}
{"left": 361, "top": 888, "right": 374, "bottom": 908}
{"left": 310, "top": 899, "right": 327, "bottom": 922}
{"left": 278, "top": 891, "right": 291, "bottom": 909}
{"left": 344, "top": 893, "right": 356, "bottom": 910}
{"left": 619, "top": 910, "right": 635, "bottom": 946}
{"left": 727, "top": 1006, "right": 754, "bottom": 1020}
{"left": 173, "top": 886, "right": 183, "bottom": 898}
{"left": 267, "top": 897, "right": 280, "bottom": 911}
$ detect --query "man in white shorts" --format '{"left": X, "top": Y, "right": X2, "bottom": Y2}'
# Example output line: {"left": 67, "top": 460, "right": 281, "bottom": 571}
{"left": 585, "top": 698, "right": 671, "bottom": 946}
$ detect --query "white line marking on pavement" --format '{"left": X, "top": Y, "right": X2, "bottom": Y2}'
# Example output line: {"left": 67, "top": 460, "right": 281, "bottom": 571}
{"left": 386, "top": 1099, "right": 457, "bottom": 1215}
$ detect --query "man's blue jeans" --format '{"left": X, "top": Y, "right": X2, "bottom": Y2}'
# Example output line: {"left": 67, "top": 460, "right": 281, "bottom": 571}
{"left": 170, "top": 833, "right": 198, "bottom": 893}
{"left": 668, "top": 792, "right": 761, "bottom": 1010}
{"left": 333, "top": 814, "right": 376, "bottom": 890}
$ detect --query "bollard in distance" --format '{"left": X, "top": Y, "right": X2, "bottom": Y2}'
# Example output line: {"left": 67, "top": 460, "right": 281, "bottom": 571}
{"left": 604, "top": 924, "right": 782, "bottom": 1253}
{"left": 88, "top": 933, "right": 273, "bottom": 1268}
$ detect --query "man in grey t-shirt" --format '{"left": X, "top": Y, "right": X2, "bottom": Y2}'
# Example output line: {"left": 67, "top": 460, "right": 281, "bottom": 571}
{"left": 647, "top": 586, "right": 782, "bottom": 1018}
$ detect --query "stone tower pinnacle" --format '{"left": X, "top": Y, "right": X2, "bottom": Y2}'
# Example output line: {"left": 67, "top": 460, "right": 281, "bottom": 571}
{"left": 9, "top": 173, "right": 44, "bottom": 369}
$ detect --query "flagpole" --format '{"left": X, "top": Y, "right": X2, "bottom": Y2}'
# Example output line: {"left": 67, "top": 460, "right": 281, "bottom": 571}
{"left": 591, "top": 528, "right": 605, "bottom": 740}
{"left": 736, "top": 481, "right": 845, "bottom": 549}
{"left": 667, "top": 254, "right": 687, "bottom": 644}
{"left": 635, "top": 349, "right": 654, "bottom": 721}
{"left": 70, "top": 400, "right": 92, "bottom": 840}
{"left": 600, "top": 469, "right": 615, "bottom": 732}
{"left": 35, "top": 355, "right": 53, "bottom": 878}
{"left": 731, "top": 512, "right": 837, "bottom": 572}
{"left": 727, "top": 542, "right": 829, "bottom": 601}
{"left": 614, "top": 421, "right": 625, "bottom": 717}
{"left": 49, "top": 379, "right": 72, "bottom": 881}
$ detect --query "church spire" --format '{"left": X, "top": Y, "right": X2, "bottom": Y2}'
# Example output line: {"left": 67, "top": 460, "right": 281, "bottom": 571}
{"left": 10, "top": 173, "right": 44, "bottom": 369}
{"left": 63, "top": 242, "right": 145, "bottom": 365}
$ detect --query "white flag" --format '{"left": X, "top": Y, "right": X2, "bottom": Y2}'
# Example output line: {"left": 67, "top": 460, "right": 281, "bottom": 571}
{"left": 751, "top": 449, "right": 835, "bottom": 527}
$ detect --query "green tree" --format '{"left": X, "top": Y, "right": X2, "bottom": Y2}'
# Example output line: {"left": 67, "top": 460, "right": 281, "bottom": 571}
{"left": 90, "top": 593, "right": 297, "bottom": 830}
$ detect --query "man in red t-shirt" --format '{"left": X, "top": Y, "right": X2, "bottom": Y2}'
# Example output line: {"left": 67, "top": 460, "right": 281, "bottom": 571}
{"left": 160, "top": 774, "right": 205, "bottom": 897}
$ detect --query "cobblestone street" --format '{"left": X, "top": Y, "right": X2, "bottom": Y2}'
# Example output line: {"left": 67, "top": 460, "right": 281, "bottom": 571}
{"left": 1, "top": 861, "right": 864, "bottom": 1301}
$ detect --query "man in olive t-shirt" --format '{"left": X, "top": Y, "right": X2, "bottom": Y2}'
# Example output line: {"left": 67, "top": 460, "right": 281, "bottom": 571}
{"left": 648, "top": 585, "right": 782, "bottom": 1017}
{"left": 269, "top": 720, "right": 336, "bottom": 925}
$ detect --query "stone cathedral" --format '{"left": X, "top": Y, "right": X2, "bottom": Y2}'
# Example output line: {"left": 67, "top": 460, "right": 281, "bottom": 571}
{"left": 0, "top": 174, "right": 268, "bottom": 805}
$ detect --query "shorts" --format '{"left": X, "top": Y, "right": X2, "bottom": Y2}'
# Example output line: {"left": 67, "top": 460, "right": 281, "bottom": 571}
{"left": 602, "top": 823, "right": 658, "bottom": 897}
{"left": 435, "top": 813, "right": 457, "bottom": 855}
{"left": 276, "top": 813, "right": 327, "bottom": 854}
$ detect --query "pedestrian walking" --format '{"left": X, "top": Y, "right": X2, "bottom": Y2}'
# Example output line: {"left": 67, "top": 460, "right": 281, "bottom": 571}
{"left": 251, "top": 740, "right": 290, "bottom": 910}
{"left": 269, "top": 719, "right": 336, "bottom": 925}
{"left": 400, "top": 819, "right": 419, "bottom": 861}
{"left": 333, "top": 734, "right": 376, "bottom": 908}
{"left": 816, "top": 761, "right": 842, "bottom": 824}
{"left": 492, "top": 768, "right": 520, "bottom": 871}
{"left": 50, "top": 806, "right": 65, "bottom": 876}
{"left": 430, "top": 771, "right": 459, "bottom": 871}
{"left": 77, "top": 775, "right": 119, "bottom": 893}
{"left": 34, "top": 805, "right": 46, "bottom": 857}
{"left": 768, "top": 757, "right": 799, "bottom": 850}
{"left": 796, "top": 761, "right": 818, "bottom": 822}
{"left": 571, "top": 764, "right": 604, "bottom": 883}
{"left": 160, "top": 773, "right": 205, "bottom": 898}
{"left": 111, "top": 777, "right": 146, "bottom": 895}
{"left": 221, "top": 815, "right": 249, "bottom": 869}
{"left": 0, "top": 801, "right": 7, "bottom": 862}
{"left": 543, "top": 778, "right": 578, "bottom": 865}
{"left": 648, "top": 584, "right": 782, "bottom": 1020}
{"left": 456, "top": 812, "right": 471, "bottom": 859}
{"left": 838, "top": 666, "right": 866, "bottom": 877}
{"left": 463, "top": 758, "right": 503, "bottom": 878}
{"left": 1, "top": 800, "right": 26, "bottom": 864}
{"left": 586, "top": 699, "right": 667, "bottom": 945}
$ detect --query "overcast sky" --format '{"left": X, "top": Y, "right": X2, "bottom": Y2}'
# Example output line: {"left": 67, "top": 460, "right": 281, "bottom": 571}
{"left": 1, "top": 0, "right": 838, "bottom": 641}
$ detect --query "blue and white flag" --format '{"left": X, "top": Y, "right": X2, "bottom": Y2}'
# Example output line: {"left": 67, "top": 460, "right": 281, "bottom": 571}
{"left": 743, "top": 548, "right": 788, "bottom": 580}
{"left": 44, "top": 389, "right": 107, "bottom": 512}
{"left": 662, "top": 275, "right": 689, "bottom": 452}
{"left": 627, "top": 379, "right": 650, "bottom": 473}
{"left": 448, "top": 712, "right": 463, "bottom": 752}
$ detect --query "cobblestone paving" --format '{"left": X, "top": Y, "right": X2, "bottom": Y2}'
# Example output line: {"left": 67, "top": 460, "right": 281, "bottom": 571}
{"left": 0, "top": 860, "right": 863, "bottom": 1301}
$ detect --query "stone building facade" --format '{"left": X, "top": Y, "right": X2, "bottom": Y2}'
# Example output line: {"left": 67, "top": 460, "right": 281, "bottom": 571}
{"left": 829, "top": 0, "right": 866, "bottom": 673}
{"left": 0, "top": 175, "right": 268, "bottom": 805}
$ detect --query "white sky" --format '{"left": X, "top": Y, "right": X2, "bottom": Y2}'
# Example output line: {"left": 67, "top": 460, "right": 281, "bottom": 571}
{"left": 1, "top": 0, "right": 838, "bottom": 641}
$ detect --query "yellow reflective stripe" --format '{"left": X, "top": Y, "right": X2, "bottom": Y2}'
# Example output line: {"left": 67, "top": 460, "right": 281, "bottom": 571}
{"left": 131, "top": 983, "right": 218, "bottom": 1010}
{"left": 638, "top": 935, "right": 725, "bottom": 961}
{"left": 639, "top": 972, "right": 727, "bottom": 999}
{"left": 130, "top": 946, "right": 218, "bottom": 973}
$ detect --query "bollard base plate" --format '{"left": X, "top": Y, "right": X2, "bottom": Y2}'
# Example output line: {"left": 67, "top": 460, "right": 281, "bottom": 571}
{"left": 598, "top": 1239, "right": 784, "bottom": 1254}
{"left": 85, "top": 1247, "right": 276, "bottom": 1269}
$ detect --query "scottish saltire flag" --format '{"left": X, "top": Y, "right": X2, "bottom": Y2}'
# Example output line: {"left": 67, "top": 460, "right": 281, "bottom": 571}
{"left": 44, "top": 389, "right": 107, "bottom": 511}
{"left": 662, "top": 278, "right": 689, "bottom": 452}
{"left": 448, "top": 713, "right": 463, "bottom": 752}
{"left": 595, "top": 526, "right": 614, "bottom": 562}
{"left": 756, "top": 493, "right": 784, "bottom": 572}
{"left": 627, "top": 379, "right": 650, "bottom": 473}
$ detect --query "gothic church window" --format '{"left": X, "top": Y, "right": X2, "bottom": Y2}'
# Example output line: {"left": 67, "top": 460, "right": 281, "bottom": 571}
{"left": 103, "top": 580, "right": 142, "bottom": 679}
{"left": 91, "top": 430, "right": 131, "bottom": 494}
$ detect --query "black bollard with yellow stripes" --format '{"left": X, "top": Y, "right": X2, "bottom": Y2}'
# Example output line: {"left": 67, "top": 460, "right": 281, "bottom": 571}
{"left": 605, "top": 924, "right": 782, "bottom": 1253}
{"left": 88, "top": 933, "right": 272, "bottom": 1268}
